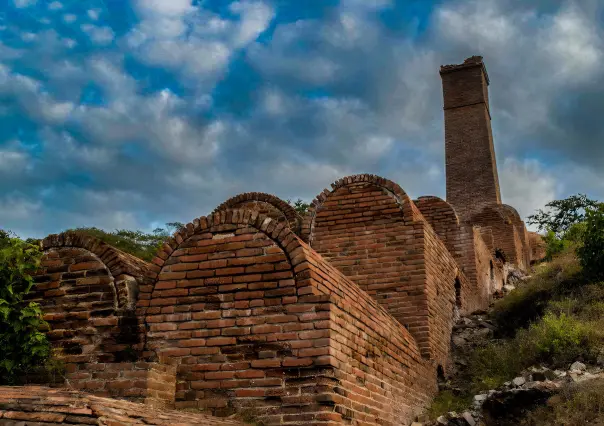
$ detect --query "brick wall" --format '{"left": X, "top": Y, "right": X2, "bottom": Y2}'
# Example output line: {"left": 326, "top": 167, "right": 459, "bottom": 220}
{"left": 302, "top": 175, "right": 464, "bottom": 366}
{"left": 414, "top": 196, "right": 463, "bottom": 257}
{"left": 422, "top": 224, "right": 470, "bottom": 368}
{"left": 473, "top": 228, "right": 505, "bottom": 299}
{"left": 29, "top": 233, "right": 150, "bottom": 365}
{"left": 65, "top": 361, "right": 177, "bottom": 409}
{"left": 499, "top": 204, "right": 533, "bottom": 267}
{"left": 138, "top": 209, "right": 437, "bottom": 425}
{"left": 441, "top": 56, "right": 501, "bottom": 219}
{"left": 214, "top": 192, "right": 302, "bottom": 235}
{"left": 302, "top": 245, "right": 435, "bottom": 424}
{"left": 414, "top": 196, "right": 502, "bottom": 311}
{"left": 529, "top": 232, "right": 546, "bottom": 263}
{"left": 469, "top": 206, "right": 527, "bottom": 271}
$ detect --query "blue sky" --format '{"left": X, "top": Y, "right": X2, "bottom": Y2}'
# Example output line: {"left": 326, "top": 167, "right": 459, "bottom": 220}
{"left": 1, "top": 0, "right": 603, "bottom": 238}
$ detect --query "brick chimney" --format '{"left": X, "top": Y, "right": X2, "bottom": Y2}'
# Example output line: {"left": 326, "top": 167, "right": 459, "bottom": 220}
{"left": 440, "top": 56, "right": 501, "bottom": 219}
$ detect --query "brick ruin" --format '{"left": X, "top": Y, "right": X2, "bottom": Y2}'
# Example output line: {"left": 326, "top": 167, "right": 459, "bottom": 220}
{"left": 3, "top": 56, "right": 545, "bottom": 426}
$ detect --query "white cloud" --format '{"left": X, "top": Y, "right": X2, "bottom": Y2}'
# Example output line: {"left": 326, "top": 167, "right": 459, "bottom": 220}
{"left": 87, "top": 9, "right": 101, "bottom": 21}
{"left": 248, "top": 20, "right": 340, "bottom": 85}
{"left": 543, "top": 5, "right": 602, "bottom": 82}
{"left": 126, "top": 0, "right": 273, "bottom": 86}
{"left": 0, "top": 194, "right": 41, "bottom": 221}
{"left": 21, "top": 32, "right": 37, "bottom": 42}
{"left": 340, "top": 0, "right": 392, "bottom": 9}
{"left": 0, "top": 144, "right": 29, "bottom": 175}
{"left": 63, "top": 38, "right": 76, "bottom": 48}
{"left": 81, "top": 24, "right": 115, "bottom": 45}
{"left": 44, "top": 131, "right": 113, "bottom": 167}
{"left": 437, "top": 0, "right": 519, "bottom": 50}
{"left": 500, "top": 158, "right": 558, "bottom": 221}
{"left": 48, "top": 1, "right": 62, "bottom": 10}
{"left": 63, "top": 14, "right": 77, "bottom": 23}
{"left": 13, "top": 0, "right": 37, "bottom": 8}
{"left": 229, "top": 1, "right": 275, "bottom": 47}
{"left": 134, "top": 0, "right": 193, "bottom": 17}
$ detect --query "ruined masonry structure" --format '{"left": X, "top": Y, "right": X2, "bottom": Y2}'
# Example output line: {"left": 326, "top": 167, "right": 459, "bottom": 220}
{"left": 441, "top": 56, "right": 501, "bottom": 219}
{"left": 7, "top": 56, "right": 544, "bottom": 426}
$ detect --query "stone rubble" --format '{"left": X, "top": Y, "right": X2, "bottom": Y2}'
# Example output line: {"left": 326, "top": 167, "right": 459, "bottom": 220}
{"left": 412, "top": 305, "right": 604, "bottom": 426}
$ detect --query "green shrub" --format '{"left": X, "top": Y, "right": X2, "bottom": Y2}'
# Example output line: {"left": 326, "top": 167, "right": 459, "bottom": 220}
{"left": 526, "top": 313, "right": 590, "bottom": 364}
{"left": 427, "top": 391, "right": 472, "bottom": 419}
{"left": 543, "top": 231, "right": 569, "bottom": 261}
{"left": 0, "top": 230, "right": 51, "bottom": 384}
{"left": 578, "top": 302, "right": 604, "bottom": 321}
{"left": 546, "top": 298, "right": 580, "bottom": 317}
{"left": 469, "top": 342, "right": 524, "bottom": 391}
{"left": 491, "top": 254, "right": 584, "bottom": 335}
{"left": 469, "top": 312, "right": 603, "bottom": 392}
{"left": 577, "top": 204, "right": 604, "bottom": 281}
{"left": 69, "top": 222, "right": 184, "bottom": 261}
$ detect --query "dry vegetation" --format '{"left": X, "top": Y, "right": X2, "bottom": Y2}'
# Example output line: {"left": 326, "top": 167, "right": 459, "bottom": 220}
{"left": 429, "top": 248, "right": 604, "bottom": 424}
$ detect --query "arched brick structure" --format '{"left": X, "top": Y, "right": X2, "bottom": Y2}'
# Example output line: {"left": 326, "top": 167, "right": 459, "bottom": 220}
{"left": 302, "top": 174, "right": 466, "bottom": 366}
{"left": 138, "top": 209, "right": 436, "bottom": 425}
{"left": 30, "top": 233, "right": 149, "bottom": 365}
{"left": 414, "top": 196, "right": 503, "bottom": 309}
{"left": 301, "top": 174, "right": 424, "bottom": 243}
{"left": 213, "top": 192, "right": 302, "bottom": 235}
{"left": 498, "top": 204, "right": 532, "bottom": 268}
{"left": 414, "top": 196, "right": 461, "bottom": 256}
{"left": 529, "top": 231, "right": 546, "bottom": 263}
{"left": 469, "top": 205, "right": 527, "bottom": 271}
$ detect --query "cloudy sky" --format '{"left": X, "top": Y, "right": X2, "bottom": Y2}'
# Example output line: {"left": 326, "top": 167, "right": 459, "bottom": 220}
{"left": 0, "top": 0, "right": 603, "bottom": 238}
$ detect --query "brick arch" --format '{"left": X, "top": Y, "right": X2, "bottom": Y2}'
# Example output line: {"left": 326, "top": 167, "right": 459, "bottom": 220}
{"left": 297, "top": 174, "right": 465, "bottom": 366}
{"left": 140, "top": 209, "right": 437, "bottom": 423}
{"left": 470, "top": 205, "right": 525, "bottom": 268}
{"left": 498, "top": 203, "right": 532, "bottom": 267}
{"left": 41, "top": 232, "right": 149, "bottom": 309}
{"left": 471, "top": 205, "right": 510, "bottom": 224}
{"left": 415, "top": 196, "right": 460, "bottom": 225}
{"left": 301, "top": 173, "right": 423, "bottom": 242}
{"left": 213, "top": 192, "right": 302, "bottom": 235}
{"left": 146, "top": 209, "right": 309, "bottom": 289}
{"left": 499, "top": 204, "right": 523, "bottom": 225}
{"left": 414, "top": 196, "right": 461, "bottom": 254}
{"left": 30, "top": 232, "right": 150, "bottom": 364}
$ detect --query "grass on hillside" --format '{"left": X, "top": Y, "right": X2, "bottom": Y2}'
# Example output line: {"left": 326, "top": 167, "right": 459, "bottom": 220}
{"left": 428, "top": 248, "right": 604, "bottom": 420}
{"left": 523, "top": 379, "right": 604, "bottom": 426}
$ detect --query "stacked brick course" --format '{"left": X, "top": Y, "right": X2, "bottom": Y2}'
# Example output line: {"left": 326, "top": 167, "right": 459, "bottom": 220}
{"left": 29, "top": 233, "right": 149, "bottom": 365}
{"left": 529, "top": 231, "right": 547, "bottom": 262}
{"left": 469, "top": 206, "right": 526, "bottom": 271}
{"left": 414, "top": 196, "right": 504, "bottom": 310}
{"left": 64, "top": 361, "right": 177, "bottom": 409}
{"left": 136, "top": 209, "right": 436, "bottom": 425}
{"left": 302, "top": 175, "right": 465, "bottom": 368}
{"left": 0, "top": 386, "right": 244, "bottom": 425}
{"left": 214, "top": 192, "right": 303, "bottom": 235}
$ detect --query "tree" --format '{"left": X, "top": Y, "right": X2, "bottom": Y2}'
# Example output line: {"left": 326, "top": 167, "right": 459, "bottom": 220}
{"left": 577, "top": 204, "right": 604, "bottom": 280}
{"left": 528, "top": 194, "right": 600, "bottom": 237}
{"left": 0, "top": 230, "right": 50, "bottom": 383}
{"left": 68, "top": 222, "right": 185, "bottom": 261}
{"left": 287, "top": 198, "right": 310, "bottom": 215}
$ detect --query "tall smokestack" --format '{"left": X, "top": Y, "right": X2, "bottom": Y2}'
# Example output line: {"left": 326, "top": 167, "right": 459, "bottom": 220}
{"left": 440, "top": 56, "right": 501, "bottom": 219}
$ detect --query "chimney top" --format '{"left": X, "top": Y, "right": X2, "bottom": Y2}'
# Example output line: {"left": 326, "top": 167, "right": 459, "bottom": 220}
{"left": 440, "top": 55, "right": 489, "bottom": 85}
